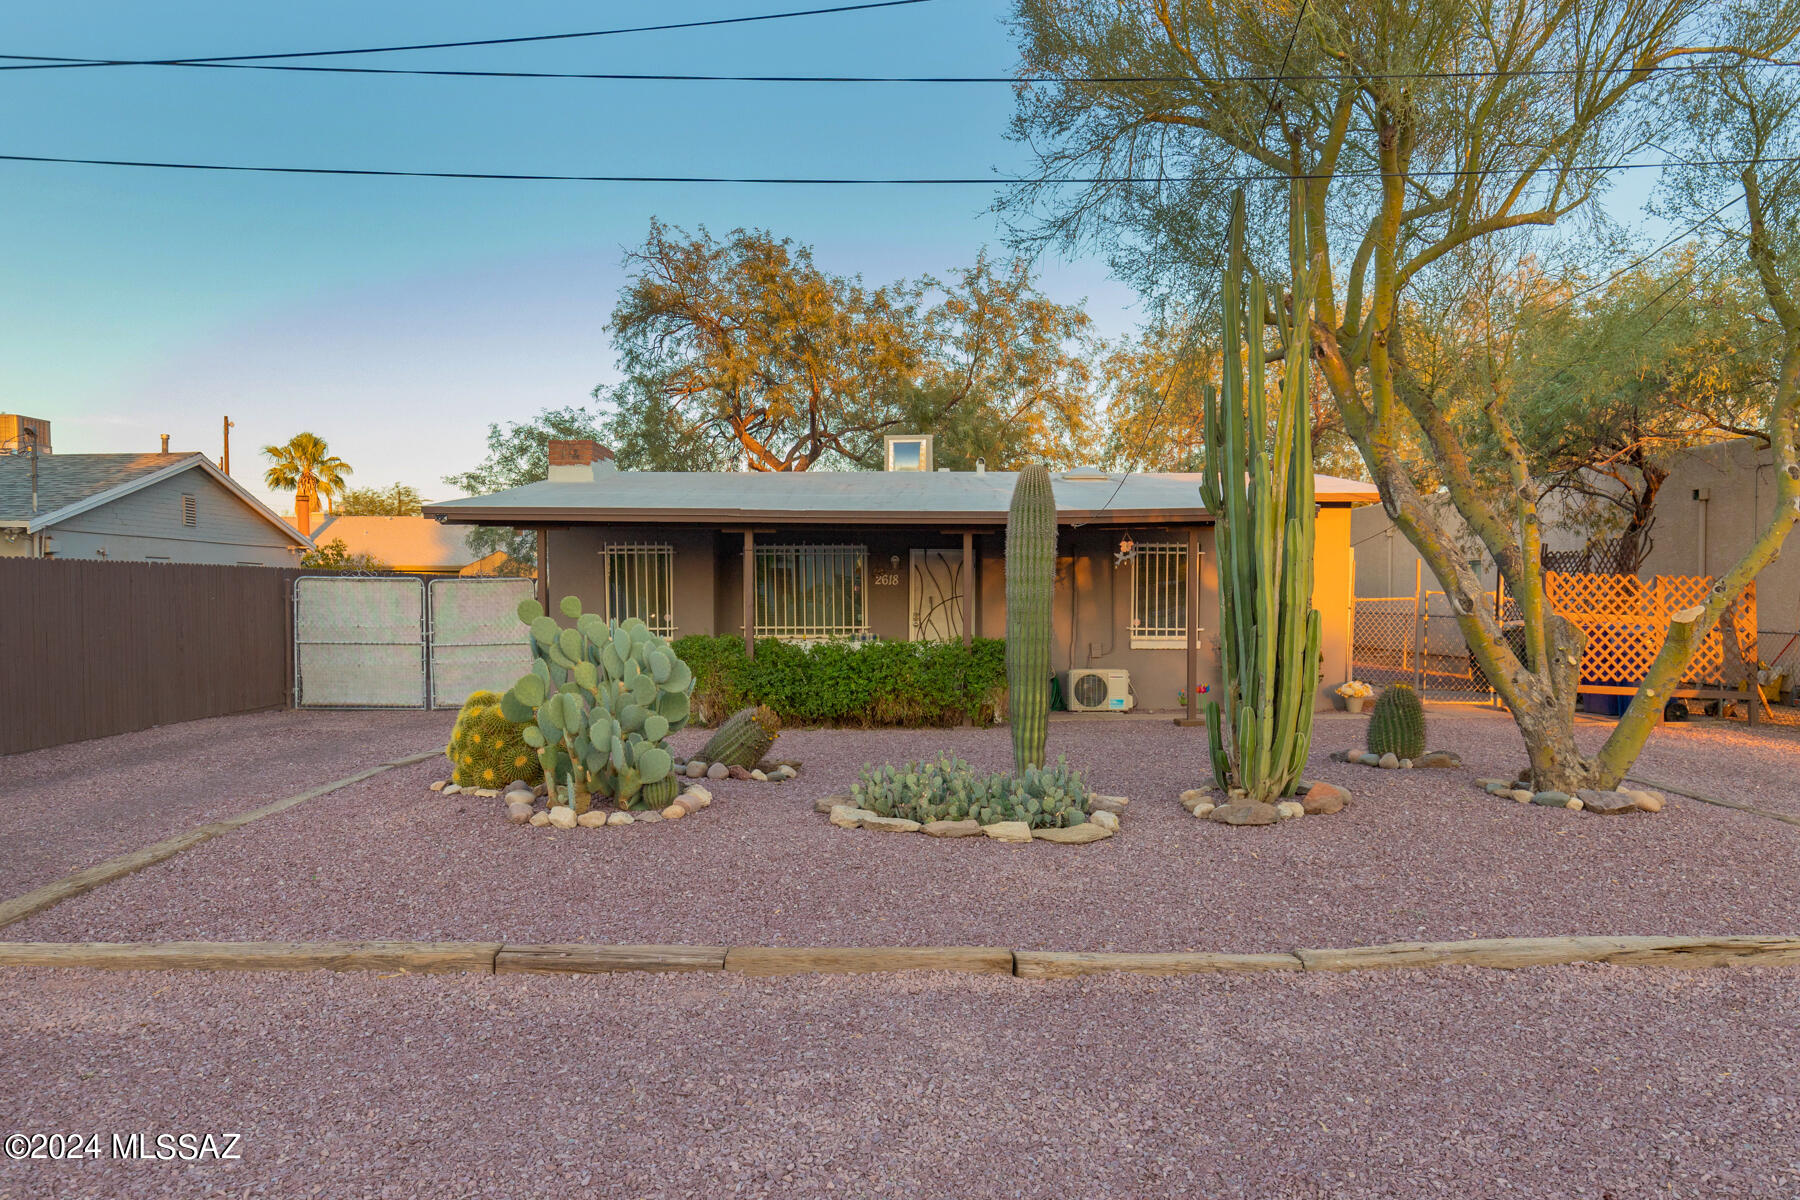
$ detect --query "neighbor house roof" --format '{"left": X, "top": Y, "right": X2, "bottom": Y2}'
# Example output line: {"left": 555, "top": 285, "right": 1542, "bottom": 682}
{"left": 308, "top": 515, "right": 482, "bottom": 571}
{"left": 0, "top": 451, "right": 311, "bottom": 545}
{"left": 425, "top": 468, "right": 1381, "bottom": 528}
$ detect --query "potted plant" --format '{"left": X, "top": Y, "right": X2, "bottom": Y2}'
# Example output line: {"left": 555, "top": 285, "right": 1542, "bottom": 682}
{"left": 1336, "top": 679, "right": 1373, "bottom": 714}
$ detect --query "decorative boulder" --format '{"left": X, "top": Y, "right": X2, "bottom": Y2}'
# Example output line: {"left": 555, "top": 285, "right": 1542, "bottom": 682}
{"left": 1301, "top": 782, "right": 1350, "bottom": 815}
{"left": 1209, "top": 802, "right": 1280, "bottom": 826}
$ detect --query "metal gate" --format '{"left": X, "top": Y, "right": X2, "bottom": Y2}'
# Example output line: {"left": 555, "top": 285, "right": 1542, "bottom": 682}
{"left": 294, "top": 576, "right": 427, "bottom": 708}
{"left": 293, "top": 575, "right": 536, "bottom": 709}
{"left": 427, "top": 577, "right": 535, "bottom": 708}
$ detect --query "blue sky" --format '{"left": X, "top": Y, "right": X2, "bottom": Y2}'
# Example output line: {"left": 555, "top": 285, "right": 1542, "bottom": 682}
{"left": 3, "top": 0, "right": 1139, "bottom": 511}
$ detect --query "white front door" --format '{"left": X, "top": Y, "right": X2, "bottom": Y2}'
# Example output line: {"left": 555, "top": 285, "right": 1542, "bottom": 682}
{"left": 909, "top": 549, "right": 965, "bottom": 642}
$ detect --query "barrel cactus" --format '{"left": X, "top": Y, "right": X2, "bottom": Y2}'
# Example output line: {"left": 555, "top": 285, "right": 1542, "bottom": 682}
{"left": 1199, "top": 187, "right": 1323, "bottom": 804}
{"left": 1367, "top": 684, "right": 1426, "bottom": 760}
{"left": 446, "top": 690, "right": 541, "bottom": 790}
{"left": 1006, "top": 464, "right": 1056, "bottom": 773}
{"left": 698, "top": 704, "right": 779, "bottom": 769}
{"left": 500, "top": 595, "right": 694, "bottom": 811}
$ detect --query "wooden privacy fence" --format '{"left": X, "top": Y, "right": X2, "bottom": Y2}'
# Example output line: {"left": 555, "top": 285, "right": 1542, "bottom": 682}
{"left": 1545, "top": 572, "right": 1758, "bottom": 688}
{"left": 0, "top": 558, "right": 299, "bottom": 755}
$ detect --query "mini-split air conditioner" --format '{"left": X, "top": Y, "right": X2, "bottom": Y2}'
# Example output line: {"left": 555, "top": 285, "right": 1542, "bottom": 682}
{"left": 1063, "top": 669, "right": 1134, "bottom": 712}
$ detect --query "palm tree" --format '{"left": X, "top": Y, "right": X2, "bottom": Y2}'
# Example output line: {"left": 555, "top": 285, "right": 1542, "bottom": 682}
{"left": 262, "top": 432, "right": 352, "bottom": 514}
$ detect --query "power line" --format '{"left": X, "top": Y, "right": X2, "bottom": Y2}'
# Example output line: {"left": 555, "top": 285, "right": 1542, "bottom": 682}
{"left": 0, "top": 1, "right": 935, "bottom": 68}
{"left": 2, "top": 151, "right": 1788, "bottom": 186}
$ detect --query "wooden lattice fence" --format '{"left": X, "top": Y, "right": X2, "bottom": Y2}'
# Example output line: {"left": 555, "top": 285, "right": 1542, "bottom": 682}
{"left": 1545, "top": 572, "right": 1758, "bottom": 687}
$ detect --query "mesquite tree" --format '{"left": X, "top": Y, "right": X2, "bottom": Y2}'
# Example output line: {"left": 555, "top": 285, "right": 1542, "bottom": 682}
{"left": 1004, "top": 0, "right": 1800, "bottom": 790}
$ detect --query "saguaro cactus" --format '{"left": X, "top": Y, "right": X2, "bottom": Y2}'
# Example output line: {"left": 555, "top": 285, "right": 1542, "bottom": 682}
{"left": 1198, "top": 188, "right": 1323, "bottom": 804}
{"left": 1007, "top": 463, "right": 1056, "bottom": 772}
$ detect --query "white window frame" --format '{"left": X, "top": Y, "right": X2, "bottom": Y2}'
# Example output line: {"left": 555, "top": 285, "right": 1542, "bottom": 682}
{"left": 1130, "top": 542, "right": 1199, "bottom": 648}
{"left": 602, "top": 543, "right": 676, "bottom": 637}
{"left": 755, "top": 544, "right": 869, "bottom": 641}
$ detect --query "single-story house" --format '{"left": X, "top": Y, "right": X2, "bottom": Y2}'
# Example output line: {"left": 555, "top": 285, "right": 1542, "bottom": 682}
{"left": 307, "top": 514, "right": 512, "bottom": 575}
{"left": 424, "top": 438, "right": 1380, "bottom": 713}
{"left": 0, "top": 438, "right": 312, "bottom": 566}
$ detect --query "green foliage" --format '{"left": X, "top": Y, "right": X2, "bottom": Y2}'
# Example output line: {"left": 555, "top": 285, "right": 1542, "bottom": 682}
{"left": 502, "top": 595, "right": 694, "bottom": 811}
{"left": 698, "top": 705, "right": 781, "bottom": 769}
{"left": 850, "top": 755, "right": 1091, "bottom": 830}
{"left": 1367, "top": 684, "right": 1427, "bottom": 760}
{"left": 442, "top": 406, "right": 608, "bottom": 568}
{"left": 672, "top": 635, "right": 1007, "bottom": 728}
{"left": 1005, "top": 464, "right": 1055, "bottom": 772}
{"left": 446, "top": 690, "right": 541, "bottom": 790}
{"left": 262, "top": 432, "right": 351, "bottom": 513}
{"left": 299, "top": 537, "right": 388, "bottom": 572}
{"left": 337, "top": 483, "right": 424, "bottom": 516}
{"left": 1200, "top": 191, "right": 1322, "bottom": 805}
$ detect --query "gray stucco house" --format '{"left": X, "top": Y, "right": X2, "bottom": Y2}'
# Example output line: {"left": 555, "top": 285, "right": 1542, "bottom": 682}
{"left": 425, "top": 438, "right": 1377, "bottom": 714}
{"left": 0, "top": 448, "right": 311, "bottom": 566}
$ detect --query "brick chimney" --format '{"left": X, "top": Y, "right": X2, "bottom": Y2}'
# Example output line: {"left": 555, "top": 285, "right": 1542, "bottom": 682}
{"left": 293, "top": 491, "right": 313, "bottom": 537}
{"left": 547, "top": 439, "right": 615, "bottom": 482}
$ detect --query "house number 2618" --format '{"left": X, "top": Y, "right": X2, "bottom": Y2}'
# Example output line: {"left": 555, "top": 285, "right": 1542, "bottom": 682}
{"left": 872, "top": 572, "right": 900, "bottom": 586}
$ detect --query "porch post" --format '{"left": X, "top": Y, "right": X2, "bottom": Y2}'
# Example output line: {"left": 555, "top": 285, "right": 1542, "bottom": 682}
{"left": 742, "top": 529, "right": 756, "bottom": 660}
{"left": 1176, "top": 525, "right": 1205, "bottom": 726}
{"left": 961, "top": 530, "right": 974, "bottom": 649}
{"left": 535, "top": 528, "right": 548, "bottom": 611}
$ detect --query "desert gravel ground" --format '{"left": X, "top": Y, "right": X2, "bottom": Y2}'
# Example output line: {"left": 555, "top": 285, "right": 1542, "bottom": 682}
{"left": 2, "top": 963, "right": 1797, "bottom": 1199}
{"left": 5, "top": 708, "right": 1796, "bottom": 951}
{"left": 0, "top": 709, "right": 448, "bottom": 897}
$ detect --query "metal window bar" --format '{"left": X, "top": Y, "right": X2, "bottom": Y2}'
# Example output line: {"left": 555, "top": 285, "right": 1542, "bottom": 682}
{"left": 1130, "top": 543, "right": 1191, "bottom": 642}
{"left": 755, "top": 544, "right": 868, "bottom": 640}
{"left": 603, "top": 544, "right": 675, "bottom": 636}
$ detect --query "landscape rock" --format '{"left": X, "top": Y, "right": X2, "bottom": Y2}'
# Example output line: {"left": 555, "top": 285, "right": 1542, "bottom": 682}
{"left": 829, "top": 805, "right": 875, "bottom": 829}
{"left": 635, "top": 810, "right": 662, "bottom": 823}
{"left": 1359, "top": 753, "right": 1383, "bottom": 767}
{"left": 606, "top": 812, "right": 634, "bottom": 826}
{"left": 1301, "top": 782, "right": 1350, "bottom": 815}
{"left": 429, "top": 781, "right": 447, "bottom": 792}
{"left": 503, "top": 789, "right": 534, "bottom": 807}
{"left": 1209, "top": 802, "right": 1280, "bottom": 826}
{"left": 1033, "top": 822, "right": 1112, "bottom": 844}
{"left": 506, "top": 802, "right": 533, "bottom": 824}
{"left": 443, "top": 784, "right": 462, "bottom": 795}
{"left": 750, "top": 769, "right": 768, "bottom": 782}
{"left": 1485, "top": 782, "right": 1514, "bottom": 797}
{"left": 1577, "top": 789, "right": 1643, "bottom": 815}
{"left": 1328, "top": 749, "right": 1355, "bottom": 763}
{"left": 1475, "top": 777, "right": 1510, "bottom": 790}
{"left": 772, "top": 765, "right": 798, "bottom": 780}
{"left": 548, "top": 806, "right": 578, "bottom": 830}
{"left": 685, "top": 760, "right": 707, "bottom": 778}
{"left": 528, "top": 812, "right": 550, "bottom": 827}
{"left": 1178, "top": 788, "right": 1213, "bottom": 812}
{"left": 1191, "top": 802, "right": 1216, "bottom": 819}
{"left": 816, "top": 793, "right": 855, "bottom": 814}
{"left": 1414, "top": 751, "right": 1463, "bottom": 769}
{"left": 1087, "top": 809, "right": 1119, "bottom": 833}
{"left": 861, "top": 815, "right": 922, "bottom": 833}
{"left": 1509, "top": 789, "right": 1534, "bottom": 804}
{"left": 682, "top": 786, "right": 713, "bottom": 807}
{"left": 922, "top": 819, "right": 984, "bottom": 838}
{"left": 982, "top": 821, "right": 1033, "bottom": 843}
{"left": 1399, "top": 758, "right": 1413, "bottom": 769}
{"left": 576, "top": 810, "right": 608, "bottom": 828}
{"left": 1531, "top": 791, "right": 1579, "bottom": 810}
{"left": 1619, "top": 788, "right": 1664, "bottom": 812}
{"left": 1274, "top": 800, "right": 1305, "bottom": 821}
{"left": 706, "top": 763, "right": 729, "bottom": 781}
{"left": 660, "top": 803, "right": 687, "bottom": 820}
{"left": 1088, "top": 794, "right": 1129, "bottom": 813}
{"left": 506, "top": 779, "right": 532, "bottom": 794}
{"left": 728, "top": 765, "right": 754, "bottom": 782}
{"left": 1377, "top": 753, "right": 1401, "bottom": 769}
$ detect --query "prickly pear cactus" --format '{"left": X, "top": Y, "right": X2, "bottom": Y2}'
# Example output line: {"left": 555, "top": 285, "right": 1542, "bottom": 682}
{"left": 1367, "top": 684, "right": 1426, "bottom": 760}
{"left": 446, "top": 690, "right": 541, "bottom": 790}
{"left": 1006, "top": 464, "right": 1056, "bottom": 773}
{"left": 697, "top": 705, "right": 779, "bottom": 769}
{"left": 501, "top": 595, "right": 694, "bottom": 810}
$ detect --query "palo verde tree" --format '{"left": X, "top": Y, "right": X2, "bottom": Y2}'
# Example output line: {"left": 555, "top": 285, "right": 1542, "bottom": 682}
{"left": 1004, "top": 0, "right": 1799, "bottom": 790}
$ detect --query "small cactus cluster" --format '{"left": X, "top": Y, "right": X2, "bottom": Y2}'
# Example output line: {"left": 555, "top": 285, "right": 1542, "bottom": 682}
{"left": 446, "top": 690, "right": 542, "bottom": 790}
{"left": 500, "top": 595, "right": 694, "bottom": 812}
{"left": 1366, "top": 683, "right": 1426, "bottom": 760}
{"left": 1006, "top": 464, "right": 1057, "bottom": 773}
{"left": 850, "top": 755, "right": 1090, "bottom": 829}
{"left": 697, "top": 705, "right": 780, "bottom": 769}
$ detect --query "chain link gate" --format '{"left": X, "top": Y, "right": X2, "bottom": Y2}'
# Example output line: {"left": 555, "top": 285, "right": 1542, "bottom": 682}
{"left": 427, "top": 577, "right": 535, "bottom": 709}
{"left": 293, "top": 576, "right": 427, "bottom": 708}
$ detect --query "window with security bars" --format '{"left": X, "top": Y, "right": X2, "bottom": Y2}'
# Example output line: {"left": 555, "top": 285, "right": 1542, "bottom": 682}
{"left": 603, "top": 544, "right": 675, "bottom": 636}
{"left": 755, "top": 545, "right": 868, "bottom": 640}
{"left": 1130, "top": 543, "right": 1193, "bottom": 647}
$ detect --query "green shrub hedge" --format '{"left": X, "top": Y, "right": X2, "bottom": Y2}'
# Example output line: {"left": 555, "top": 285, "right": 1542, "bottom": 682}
{"left": 672, "top": 636, "right": 1007, "bottom": 728}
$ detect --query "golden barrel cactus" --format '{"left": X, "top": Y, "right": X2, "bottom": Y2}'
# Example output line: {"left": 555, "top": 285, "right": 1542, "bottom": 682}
{"left": 446, "top": 690, "right": 542, "bottom": 790}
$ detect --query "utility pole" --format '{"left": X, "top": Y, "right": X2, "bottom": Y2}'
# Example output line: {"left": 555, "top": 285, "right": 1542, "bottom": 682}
{"left": 221, "top": 416, "right": 235, "bottom": 475}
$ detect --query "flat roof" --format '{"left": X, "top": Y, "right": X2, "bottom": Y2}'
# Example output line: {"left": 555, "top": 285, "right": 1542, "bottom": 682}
{"left": 424, "top": 468, "right": 1380, "bottom": 528}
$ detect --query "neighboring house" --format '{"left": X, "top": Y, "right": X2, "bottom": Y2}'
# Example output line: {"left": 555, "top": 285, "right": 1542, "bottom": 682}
{"left": 0, "top": 444, "right": 311, "bottom": 566}
{"left": 425, "top": 438, "right": 1380, "bottom": 711}
{"left": 306, "top": 514, "right": 509, "bottom": 575}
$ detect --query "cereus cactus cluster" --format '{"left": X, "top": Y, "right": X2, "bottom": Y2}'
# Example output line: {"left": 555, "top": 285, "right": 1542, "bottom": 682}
{"left": 1199, "top": 188, "right": 1324, "bottom": 805}
{"left": 1367, "top": 683, "right": 1427, "bottom": 760}
{"left": 500, "top": 596, "right": 694, "bottom": 812}
{"left": 1006, "top": 463, "right": 1056, "bottom": 773}
{"left": 697, "top": 705, "right": 780, "bottom": 769}
{"left": 446, "top": 690, "right": 542, "bottom": 790}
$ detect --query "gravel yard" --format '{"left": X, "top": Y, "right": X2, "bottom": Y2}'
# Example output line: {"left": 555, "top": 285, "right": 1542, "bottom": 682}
{"left": 4, "top": 706, "right": 1796, "bottom": 951}
{"left": 2, "top": 962, "right": 1796, "bottom": 1200}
